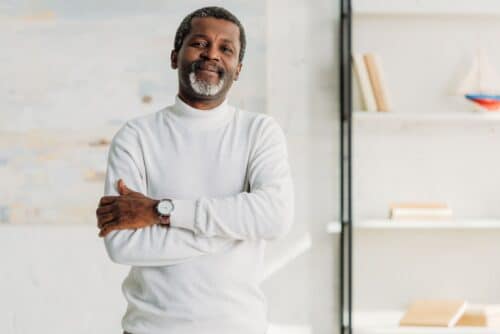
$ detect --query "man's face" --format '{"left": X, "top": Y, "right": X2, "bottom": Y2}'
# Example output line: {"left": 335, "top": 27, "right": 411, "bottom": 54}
{"left": 171, "top": 17, "right": 242, "bottom": 101}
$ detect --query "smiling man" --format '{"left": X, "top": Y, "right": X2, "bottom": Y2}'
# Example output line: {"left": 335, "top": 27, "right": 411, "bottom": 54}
{"left": 96, "top": 6, "right": 294, "bottom": 334}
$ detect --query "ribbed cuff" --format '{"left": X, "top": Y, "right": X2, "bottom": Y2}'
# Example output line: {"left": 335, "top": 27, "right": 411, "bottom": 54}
{"left": 169, "top": 199, "right": 197, "bottom": 232}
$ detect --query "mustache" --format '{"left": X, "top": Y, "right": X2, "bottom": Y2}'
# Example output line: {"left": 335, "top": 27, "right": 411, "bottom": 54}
{"left": 191, "top": 61, "right": 225, "bottom": 77}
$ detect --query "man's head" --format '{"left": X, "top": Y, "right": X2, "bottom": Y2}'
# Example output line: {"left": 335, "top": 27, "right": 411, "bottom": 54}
{"left": 170, "top": 7, "right": 246, "bottom": 107}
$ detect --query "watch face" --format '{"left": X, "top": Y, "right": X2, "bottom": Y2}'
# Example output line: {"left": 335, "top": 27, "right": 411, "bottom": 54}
{"left": 158, "top": 200, "right": 173, "bottom": 215}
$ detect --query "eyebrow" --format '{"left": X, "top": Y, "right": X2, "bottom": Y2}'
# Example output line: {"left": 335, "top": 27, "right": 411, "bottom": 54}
{"left": 189, "top": 34, "right": 236, "bottom": 46}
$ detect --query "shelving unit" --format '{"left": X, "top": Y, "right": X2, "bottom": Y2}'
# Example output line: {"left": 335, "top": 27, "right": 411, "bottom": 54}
{"left": 327, "top": 219, "right": 500, "bottom": 232}
{"left": 337, "top": 1, "right": 500, "bottom": 334}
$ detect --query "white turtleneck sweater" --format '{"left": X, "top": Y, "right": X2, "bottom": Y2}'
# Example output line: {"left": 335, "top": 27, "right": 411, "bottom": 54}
{"left": 102, "top": 96, "right": 294, "bottom": 334}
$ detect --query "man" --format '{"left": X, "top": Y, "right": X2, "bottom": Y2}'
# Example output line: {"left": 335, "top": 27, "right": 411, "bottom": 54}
{"left": 96, "top": 6, "right": 294, "bottom": 334}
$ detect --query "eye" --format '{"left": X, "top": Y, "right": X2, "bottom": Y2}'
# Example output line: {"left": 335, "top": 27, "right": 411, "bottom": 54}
{"left": 191, "top": 41, "right": 207, "bottom": 48}
{"left": 221, "top": 46, "right": 234, "bottom": 54}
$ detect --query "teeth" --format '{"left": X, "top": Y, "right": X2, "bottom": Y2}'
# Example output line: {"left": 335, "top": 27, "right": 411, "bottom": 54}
{"left": 198, "top": 69, "right": 218, "bottom": 74}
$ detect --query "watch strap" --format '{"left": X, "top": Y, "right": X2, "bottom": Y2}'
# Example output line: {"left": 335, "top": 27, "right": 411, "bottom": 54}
{"left": 158, "top": 215, "right": 170, "bottom": 226}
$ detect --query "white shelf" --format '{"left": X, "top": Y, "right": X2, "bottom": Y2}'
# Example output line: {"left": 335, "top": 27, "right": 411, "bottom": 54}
{"left": 326, "top": 221, "right": 342, "bottom": 233}
{"left": 353, "top": 310, "right": 500, "bottom": 334}
{"left": 326, "top": 219, "right": 500, "bottom": 233}
{"left": 353, "top": 0, "right": 500, "bottom": 17}
{"left": 353, "top": 111, "right": 500, "bottom": 123}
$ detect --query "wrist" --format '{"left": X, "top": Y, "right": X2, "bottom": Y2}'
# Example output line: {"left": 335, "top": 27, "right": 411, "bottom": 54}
{"left": 151, "top": 199, "right": 160, "bottom": 208}
{"left": 154, "top": 199, "right": 172, "bottom": 226}
{"left": 149, "top": 199, "right": 161, "bottom": 225}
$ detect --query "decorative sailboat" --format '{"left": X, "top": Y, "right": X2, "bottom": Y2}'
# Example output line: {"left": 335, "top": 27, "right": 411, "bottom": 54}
{"left": 457, "top": 48, "right": 500, "bottom": 111}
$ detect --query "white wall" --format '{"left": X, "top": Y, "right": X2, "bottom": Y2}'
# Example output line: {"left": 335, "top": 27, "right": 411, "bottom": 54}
{"left": 0, "top": 0, "right": 267, "bottom": 224}
{"left": 0, "top": 225, "right": 128, "bottom": 333}
{"left": 264, "top": 0, "right": 341, "bottom": 333}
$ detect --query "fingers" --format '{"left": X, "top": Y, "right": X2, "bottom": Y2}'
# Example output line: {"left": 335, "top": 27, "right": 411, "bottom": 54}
{"left": 118, "top": 179, "right": 132, "bottom": 196}
{"left": 97, "top": 212, "right": 117, "bottom": 229}
{"left": 96, "top": 202, "right": 118, "bottom": 229}
{"left": 96, "top": 204, "right": 115, "bottom": 216}
{"left": 117, "top": 179, "right": 144, "bottom": 197}
{"left": 99, "top": 227, "right": 112, "bottom": 238}
{"left": 99, "top": 196, "right": 118, "bottom": 206}
{"left": 98, "top": 221, "right": 124, "bottom": 238}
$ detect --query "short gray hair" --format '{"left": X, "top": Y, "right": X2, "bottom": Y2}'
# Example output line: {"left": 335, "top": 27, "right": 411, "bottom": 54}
{"left": 174, "top": 6, "right": 246, "bottom": 63}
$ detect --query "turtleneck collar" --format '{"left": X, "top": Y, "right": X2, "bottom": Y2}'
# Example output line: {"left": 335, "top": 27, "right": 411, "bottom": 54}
{"left": 164, "top": 95, "right": 234, "bottom": 130}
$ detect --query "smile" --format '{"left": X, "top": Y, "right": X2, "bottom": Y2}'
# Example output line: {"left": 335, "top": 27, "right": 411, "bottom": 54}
{"left": 192, "top": 61, "right": 223, "bottom": 76}
{"left": 197, "top": 69, "right": 219, "bottom": 74}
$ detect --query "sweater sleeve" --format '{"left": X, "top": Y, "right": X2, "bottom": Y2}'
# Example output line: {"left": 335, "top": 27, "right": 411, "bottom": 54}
{"left": 102, "top": 122, "right": 236, "bottom": 266}
{"left": 169, "top": 117, "right": 295, "bottom": 241}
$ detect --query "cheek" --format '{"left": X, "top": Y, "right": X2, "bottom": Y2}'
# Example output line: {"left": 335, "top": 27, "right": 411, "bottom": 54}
{"left": 178, "top": 50, "right": 198, "bottom": 66}
{"left": 228, "top": 65, "right": 240, "bottom": 80}
{"left": 179, "top": 59, "right": 196, "bottom": 75}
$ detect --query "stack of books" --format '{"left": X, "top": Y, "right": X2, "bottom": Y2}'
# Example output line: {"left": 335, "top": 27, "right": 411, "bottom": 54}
{"left": 352, "top": 52, "right": 392, "bottom": 112}
{"left": 400, "top": 300, "right": 500, "bottom": 328}
{"left": 400, "top": 300, "right": 467, "bottom": 327}
{"left": 389, "top": 202, "right": 453, "bottom": 220}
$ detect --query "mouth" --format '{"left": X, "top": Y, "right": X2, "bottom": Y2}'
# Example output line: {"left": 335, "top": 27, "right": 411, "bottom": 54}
{"left": 192, "top": 62, "right": 224, "bottom": 77}
{"left": 197, "top": 68, "right": 219, "bottom": 76}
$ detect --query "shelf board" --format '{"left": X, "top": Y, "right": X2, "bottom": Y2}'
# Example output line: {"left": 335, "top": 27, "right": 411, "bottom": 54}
{"left": 352, "top": 310, "right": 500, "bottom": 334}
{"left": 326, "top": 219, "right": 500, "bottom": 233}
{"left": 353, "top": 111, "right": 500, "bottom": 123}
{"left": 353, "top": 0, "right": 500, "bottom": 17}
{"left": 326, "top": 221, "right": 342, "bottom": 234}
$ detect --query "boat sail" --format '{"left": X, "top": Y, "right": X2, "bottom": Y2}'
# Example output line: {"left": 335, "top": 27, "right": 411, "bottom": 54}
{"left": 457, "top": 48, "right": 500, "bottom": 111}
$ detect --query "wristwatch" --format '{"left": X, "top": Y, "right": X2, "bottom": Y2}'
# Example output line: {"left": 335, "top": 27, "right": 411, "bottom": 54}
{"left": 155, "top": 198, "right": 174, "bottom": 225}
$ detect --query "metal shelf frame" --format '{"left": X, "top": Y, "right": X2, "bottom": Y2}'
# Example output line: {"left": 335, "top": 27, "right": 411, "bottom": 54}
{"left": 339, "top": 0, "right": 353, "bottom": 333}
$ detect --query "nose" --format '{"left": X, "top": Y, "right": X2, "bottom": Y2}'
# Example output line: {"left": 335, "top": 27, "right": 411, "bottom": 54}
{"left": 200, "top": 44, "right": 220, "bottom": 61}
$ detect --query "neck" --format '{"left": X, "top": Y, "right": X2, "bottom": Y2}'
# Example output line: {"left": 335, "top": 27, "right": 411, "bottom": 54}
{"left": 178, "top": 92, "right": 226, "bottom": 110}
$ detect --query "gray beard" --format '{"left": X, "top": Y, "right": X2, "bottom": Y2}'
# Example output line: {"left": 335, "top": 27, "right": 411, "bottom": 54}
{"left": 189, "top": 71, "right": 225, "bottom": 96}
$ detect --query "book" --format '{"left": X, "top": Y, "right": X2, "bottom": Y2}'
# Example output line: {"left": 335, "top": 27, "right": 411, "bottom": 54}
{"left": 390, "top": 202, "right": 449, "bottom": 209}
{"left": 352, "top": 53, "right": 377, "bottom": 111}
{"left": 364, "top": 53, "right": 392, "bottom": 112}
{"left": 456, "top": 304, "right": 500, "bottom": 327}
{"left": 389, "top": 202, "right": 453, "bottom": 220}
{"left": 390, "top": 208, "right": 453, "bottom": 220}
{"left": 399, "top": 300, "right": 467, "bottom": 327}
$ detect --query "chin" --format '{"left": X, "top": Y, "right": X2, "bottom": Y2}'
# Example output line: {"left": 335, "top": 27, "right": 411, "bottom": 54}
{"left": 188, "top": 72, "right": 226, "bottom": 97}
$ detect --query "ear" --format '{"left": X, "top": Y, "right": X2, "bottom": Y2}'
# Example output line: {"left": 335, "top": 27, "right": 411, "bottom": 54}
{"left": 234, "top": 63, "right": 243, "bottom": 81}
{"left": 170, "top": 50, "right": 178, "bottom": 69}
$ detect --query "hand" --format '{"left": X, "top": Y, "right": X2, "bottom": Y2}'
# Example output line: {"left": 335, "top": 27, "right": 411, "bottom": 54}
{"left": 96, "top": 179, "right": 160, "bottom": 237}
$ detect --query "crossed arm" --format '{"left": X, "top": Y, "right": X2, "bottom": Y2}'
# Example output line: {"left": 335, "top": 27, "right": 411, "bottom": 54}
{"left": 97, "top": 119, "right": 294, "bottom": 266}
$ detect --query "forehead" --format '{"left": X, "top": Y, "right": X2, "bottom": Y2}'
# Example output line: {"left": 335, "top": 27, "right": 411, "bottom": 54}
{"left": 188, "top": 17, "right": 240, "bottom": 45}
